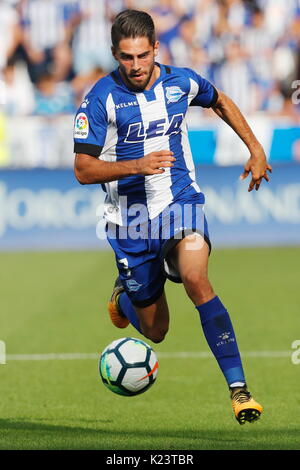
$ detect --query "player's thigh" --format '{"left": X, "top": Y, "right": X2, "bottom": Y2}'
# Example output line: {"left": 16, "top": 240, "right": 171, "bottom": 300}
{"left": 172, "top": 233, "right": 210, "bottom": 277}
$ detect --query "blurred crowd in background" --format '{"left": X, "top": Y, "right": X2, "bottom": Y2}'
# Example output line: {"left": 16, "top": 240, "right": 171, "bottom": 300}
{"left": 1, "top": 0, "right": 300, "bottom": 118}
{"left": 0, "top": 0, "right": 300, "bottom": 168}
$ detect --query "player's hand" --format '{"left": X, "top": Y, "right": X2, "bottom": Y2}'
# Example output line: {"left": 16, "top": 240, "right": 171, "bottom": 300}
{"left": 135, "top": 151, "right": 176, "bottom": 175}
{"left": 240, "top": 146, "right": 272, "bottom": 192}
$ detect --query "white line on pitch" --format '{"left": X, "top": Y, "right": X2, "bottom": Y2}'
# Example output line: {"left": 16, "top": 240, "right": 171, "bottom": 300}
{"left": 5, "top": 351, "right": 291, "bottom": 361}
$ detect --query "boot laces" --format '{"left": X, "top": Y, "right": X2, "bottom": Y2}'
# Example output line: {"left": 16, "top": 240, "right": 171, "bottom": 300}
{"left": 232, "top": 388, "right": 251, "bottom": 404}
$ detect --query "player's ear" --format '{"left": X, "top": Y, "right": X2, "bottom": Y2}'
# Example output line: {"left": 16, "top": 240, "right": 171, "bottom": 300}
{"left": 153, "top": 41, "right": 159, "bottom": 57}
{"left": 111, "top": 46, "right": 117, "bottom": 60}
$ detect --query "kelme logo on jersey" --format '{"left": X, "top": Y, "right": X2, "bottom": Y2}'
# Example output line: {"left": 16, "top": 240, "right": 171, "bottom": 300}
{"left": 166, "top": 86, "right": 185, "bottom": 104}
{"left": 74, "top": 112, "right": 89, "bottom": 139}
{"left": 80, "top": 99, "right": 89, "bottom": 108}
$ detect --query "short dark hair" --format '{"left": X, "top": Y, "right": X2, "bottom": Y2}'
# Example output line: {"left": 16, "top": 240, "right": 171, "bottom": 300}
{"left": 111, "top": 10, "right": 156, "bottom": 49}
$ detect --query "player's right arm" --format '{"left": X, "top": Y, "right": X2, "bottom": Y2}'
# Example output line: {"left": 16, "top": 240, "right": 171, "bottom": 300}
{"left": 74, "top": 151, "right": 175, "bottom": 185}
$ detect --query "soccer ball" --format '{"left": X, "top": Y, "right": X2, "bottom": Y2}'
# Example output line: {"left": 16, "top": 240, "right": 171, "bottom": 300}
{"left": 99, "top": 337, "right": 158, "bottom": 396}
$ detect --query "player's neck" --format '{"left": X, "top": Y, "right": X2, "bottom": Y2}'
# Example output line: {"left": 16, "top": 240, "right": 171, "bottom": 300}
{"left": 144, "top": 63, "right": 161, "bottom": 90}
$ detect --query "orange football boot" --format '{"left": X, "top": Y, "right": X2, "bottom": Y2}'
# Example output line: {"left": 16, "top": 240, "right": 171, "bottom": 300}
{"left": 107, "top": 277, "right": 129, "bottom": 329}
{"left": 231, "top": 385, "right": 263, "bottom": 425}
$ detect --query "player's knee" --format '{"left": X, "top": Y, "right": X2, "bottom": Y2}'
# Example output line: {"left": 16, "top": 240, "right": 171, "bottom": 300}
{"left": 182, "top": 269, "right": 207, "bottom": 291}
{"left": 181, "top": 270, "right": 212, "bottom": 301}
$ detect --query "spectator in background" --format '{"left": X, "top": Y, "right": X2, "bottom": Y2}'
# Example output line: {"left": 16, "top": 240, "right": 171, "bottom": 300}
{"left": 241, "top": 6, "right": 275, "bottom": 109}
{"left": 106, "top": 0, "right": 138, "bottom": 21}
{"left": 117, "top": 0, "right": 156, "bottom": 10}
{"left": 256, "top": 0, "right": 297, "bottom": 43}
{"left": 213, "top": 0, "right": 249, "bottom": 37}
{"left": 266, "top": 82, "right": 300, "bottom": 122}
{"left": 0, "top": 0, "right": 21, "bottom": 73}
{"left": 168, "top": 15, "right": 211, "bottom": 79}
{"left": 214, "top": 38, "right": 258, "bottom": 114}
{"left": 193, "top": 0, "right": 219, "bottom": 49}
{"left": 71, "top": 0, "right": 116, "bottom": 75}
{"left": 71, "top": 66, "right": 106, "bottom": 106}
{"left": 149, "top": 0, "right": 193, "bottom": 64}
{"left": 2, "top": 0, "right": 300, "bottom": 121}
{"left": 271, "top": 5, "right": 300, "bottom": 92}
{"left": 294, "top": 11, "right": 300, "bottom": 85}
{"left": 168, "top": 14, "right": 196, "bottom": 68}
{"left": 202, "top": 0, "right": 250, "bottom": 81}
{"left": 18, "top": 0, "right": 73, "bottom": 82}
{"left": 2, "top": 58, "right": 34, "bottom": 115}
{"left": 33, "top": 70, "right": 76, "bottom": 115}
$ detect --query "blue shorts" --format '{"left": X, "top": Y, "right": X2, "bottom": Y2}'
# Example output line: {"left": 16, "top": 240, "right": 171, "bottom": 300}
{"left": 106, "top": 185, "right": 211, "bottom": 308}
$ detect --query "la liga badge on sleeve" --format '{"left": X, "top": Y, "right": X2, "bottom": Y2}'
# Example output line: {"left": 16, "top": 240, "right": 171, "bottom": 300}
{"left": 74, "top": 112, "right": 89, "bottom": 139}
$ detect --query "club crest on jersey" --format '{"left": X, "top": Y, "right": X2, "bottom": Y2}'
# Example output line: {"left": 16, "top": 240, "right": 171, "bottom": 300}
{"left": 74, "top": 112, "right": 89, "bottom": 139}
{"left": 166, "top": 86, "right": 185, "bottom": 104}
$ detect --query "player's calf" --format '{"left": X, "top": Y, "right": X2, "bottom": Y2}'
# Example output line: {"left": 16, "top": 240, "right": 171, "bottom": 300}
{"left": 135, "top": 294, "right": 170, "bottom": 343}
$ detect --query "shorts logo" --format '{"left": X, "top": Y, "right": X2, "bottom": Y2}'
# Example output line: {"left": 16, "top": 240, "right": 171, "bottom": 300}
{"left": 126, "top": 279, "right": 142, "bottom": 292}
{"left": 166, "top": 86, "right": 185, "bottom": 104}
{"left": 74, "top": 112, "right": 89, "bottom": 139}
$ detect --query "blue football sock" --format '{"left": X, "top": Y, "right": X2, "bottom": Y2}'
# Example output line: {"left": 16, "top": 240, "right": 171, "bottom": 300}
{"left": 196, "top": 296, "right": 246, "bottom": 387}
{"left": 118, "top": 291, "right": 142, "bottom": 334}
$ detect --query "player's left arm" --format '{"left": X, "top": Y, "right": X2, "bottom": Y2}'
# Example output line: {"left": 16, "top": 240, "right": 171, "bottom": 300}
{"left": 212, "top": 89, "right": 272, "bottom": 192}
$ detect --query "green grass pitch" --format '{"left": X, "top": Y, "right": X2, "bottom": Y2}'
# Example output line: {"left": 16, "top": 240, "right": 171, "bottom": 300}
{"left": 0, "top": 247, "right": 299, "bottom": 450}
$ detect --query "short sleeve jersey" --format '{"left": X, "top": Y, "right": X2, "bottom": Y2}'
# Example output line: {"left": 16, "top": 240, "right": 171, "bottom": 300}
{"left": 74, "top": 63, "right": 218, "bottom": 225}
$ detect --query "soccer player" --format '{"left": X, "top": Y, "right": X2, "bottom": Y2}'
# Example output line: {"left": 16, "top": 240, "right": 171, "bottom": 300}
{"left": 73, "top": 10, "right": 272, "bottom": 425}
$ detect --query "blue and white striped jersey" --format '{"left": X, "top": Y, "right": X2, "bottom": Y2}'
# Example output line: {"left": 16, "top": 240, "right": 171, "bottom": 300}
{"left": 74, "top": 63, "right": 218, "bottom": 225}
{"left": 20, "top": 0, "right": 68, "bottom": 51}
